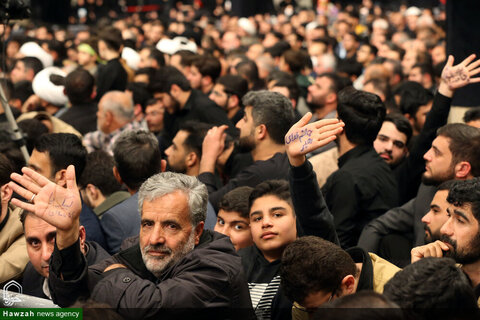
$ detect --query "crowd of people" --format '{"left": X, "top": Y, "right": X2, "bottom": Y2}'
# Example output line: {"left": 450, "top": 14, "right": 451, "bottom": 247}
{"left": 1, "top": 0, "right": 480, "bottom": 319}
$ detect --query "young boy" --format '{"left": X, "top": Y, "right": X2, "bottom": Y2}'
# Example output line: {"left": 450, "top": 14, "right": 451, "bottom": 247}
{"left": 214, "top": 186, "right": 254, "bottom": 250}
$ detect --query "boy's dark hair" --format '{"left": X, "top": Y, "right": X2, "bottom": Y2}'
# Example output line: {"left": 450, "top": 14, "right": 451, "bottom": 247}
{"left": 281, "top": 236, "right": 356, "bottom": 305}
{"left": 218, "top": 186, "right": 254, "bottom": 219}
{"left": 149, "top": 66, "right": 191, "bottom": 93}
{"left": 384, "top": 257, "right": 478, "bottom": 320}
{"left": 242, "top": 90, "right": 295, "bottom": 145}
{"left": 463, "top": 107, "right": 480, "bottom": 123}
{"left": 64, "top": 68, "right": 95, "bottom": 105}
{"left": 396, "top": 81, "right": 433, "bottom": 117}
{"left": 34, "top": 133, "right": 87, "bottom": 179}
{"left": 98, "top": 26, "right": 123, "bottom": 52}
{"left": 436, "top": 123, "right": 480, "bottom": 177}
{"left": 337, "top": 86, "right": 386, "bottom": 145}
{"left": 78, "top": 150, "right": 123, "bottom": 197}
{"left": 248, "top": 180, "right": 293, "bottom": 212}
{"left": 446, "top": 177, "right": 480, "bottom": 222}
{"left": 192, "top": 55, "right": 221, "bottom": 82}
{"left": 384, "top": 113, "right": 413, "bottom": 145}
{"left": 112, "top": 130, "right": 162, "bottom": 191}
{"left": 217, "top": 74, "right": 249, "bottom": 103}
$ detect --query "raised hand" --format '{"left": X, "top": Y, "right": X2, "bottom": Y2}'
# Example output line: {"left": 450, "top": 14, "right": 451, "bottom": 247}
{"left": 285, "top": 112, "right": 344, "bottom": 167}
{"left": 9, "top": 165, "right": 81, "bottom": 232}
{"left": 440, "top": 54, "right": 480, "bottom": 94}
{"left": 200, "top": 125, "right": 228, "bottom": 174}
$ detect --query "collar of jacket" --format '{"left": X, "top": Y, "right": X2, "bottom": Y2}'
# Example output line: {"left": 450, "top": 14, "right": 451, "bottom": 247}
{"left": 346, "top": 246, "right": 374, "bottom": 291}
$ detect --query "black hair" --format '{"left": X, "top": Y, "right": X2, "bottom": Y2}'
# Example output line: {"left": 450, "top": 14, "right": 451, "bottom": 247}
{"left": 384, "top": 113, "right": 413, "bottom": 145}
{"left": 281, "top": 236, "right": 356, "bottom": 305}
{"left": 242, "top": 90, "right": 295, "bottom": 145}
{"left": 218, "top": 186, "right": 254, "bottom": 219}
{"left": 127, "top": 82, "right": 152, "bottom": 112}
{"left": 272, "top": 76, "right": 300, "bottom": 103}
{"left": 397, "top": 81, "right": 433, "bottom": 117}
{"left": 78, "top": 150, "right": 123, "bottom": 197}
{"left": 437, "top": 123, "right": 480, "bottom": 177}
{"left": 282, "top": 49, "right": 309, "bottom": 74}
{"left": 98, "top": 26, "right": 123, "bottom": 52}
{"left": 149, "top": 66, "right": 191, "bottom": 93}
{"left": 0, "top": 153, "right": 13, "bottom": 186}
{"left": 64, "top": 68, "right": 95, "bottom": 105}
{"left": 217, "top": 74, "right": 249, "bottom": 102}
{"left": 463, "top": 107, "right": 480, "bottom": 123}
{"left": 34, "top": 133, "right": 87, "bottom": 179}
{"left": 17, "top": 118, "right": 49, "bottom": 154}
{"left": 337, "top": 87, "right": 386, "bottom": 145}
{"left": 248, "top": 180, "right": 293, "bottom": 213}
{"left": 17, "top": 56, "right": 43, "bottom": 74}
{"left": 446, "top": 177, "right": 480, "bottom": 222}
{"left": 192, "top": 55, "right": 222, "bottom": 82}
{"left": 112, "top": 130, "right": 162, "bottom": 191}
{"left": 178, "top": 121, "right": 213, "bottom": 159}
{"left": 384, "top": 257, "right": 478, "bottom": 320}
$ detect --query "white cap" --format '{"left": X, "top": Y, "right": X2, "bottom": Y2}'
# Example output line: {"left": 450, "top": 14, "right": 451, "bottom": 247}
{"left": 122, "top": 47, "right": 140, "bottom": 71}
{"left": 156, "top": 36, "right": 197, "bottom": 55}
{"left": 405, "top": 6, "right": 421, "bottom": 17}
{"left": 32, "top": 67, "right": 68, "bottom": 106}
{"left": 238, "top": 17, "right": 256, "bottom": 36}
{"left": 19, "top": 42, "right": 53, "bottom": 68}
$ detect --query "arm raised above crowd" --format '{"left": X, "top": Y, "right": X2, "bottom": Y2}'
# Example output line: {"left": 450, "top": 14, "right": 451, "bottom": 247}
{"left": 438, "top": 54, "right": 480, "bottom": 98}
{"left": 284, "top": 112, "right": 344, "bottom": 167}
{"left": 9, "top": 165, "right": 81, "bottom": 250}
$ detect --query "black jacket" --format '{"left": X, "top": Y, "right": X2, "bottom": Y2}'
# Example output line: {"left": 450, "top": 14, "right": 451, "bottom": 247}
{"left": 322, "top": 145, "right": 398, "bottom": 248}
{"left": 58, "top": 102, "right": 97, "bottom": 135}
{"left": 95, "top": 58, "right": 127, "bottom": 100}
{"left": 49, "top": 230, "right": 254, "bottom": 319}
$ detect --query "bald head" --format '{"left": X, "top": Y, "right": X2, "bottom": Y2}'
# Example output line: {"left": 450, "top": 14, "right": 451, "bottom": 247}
{"left": 97, "top": 91, "right": 134, "bottom": 134}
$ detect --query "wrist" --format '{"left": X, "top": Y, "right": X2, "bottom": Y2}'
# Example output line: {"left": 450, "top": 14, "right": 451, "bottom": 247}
{"left": 438, "top": 81, "right": 454, "bottom": 98}
{"left": 56, "top": 222, "right": 80, "bottom": 250}
{"left": 288, "top": 154, "right": 306, "bottom": 167}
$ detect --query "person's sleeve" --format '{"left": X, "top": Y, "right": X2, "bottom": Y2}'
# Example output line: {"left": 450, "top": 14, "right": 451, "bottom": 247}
{"left": 288, "top": 160, "right": 339, "bottom": 245}
{"left": 396, "top": 92, "right": 452, "bottom": 203}
{"left": 323, "top": 170, "right": 358, "bottom": 248}
{"left": 198, "top": 167, "right": 262, "bottom": 211}
{"left": 0, "top": 237, "right": 29, "bottom": 283}
{"left": 100, "top": 212, "right": 124, "bottom": 255}
{"left": 357, "top": 197, "right": 416, "bottom": 253}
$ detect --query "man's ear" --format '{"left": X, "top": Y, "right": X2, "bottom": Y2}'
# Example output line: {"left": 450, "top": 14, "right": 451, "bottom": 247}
{"left": 404, "top": 113, "right": 416, "bottom": 129}
{"left": 170, "top": 84, "right": 180, "bottom": 96}
{"left": 339, "top": 274, "right": 356, "bottom": 296}
{"left": 160, "top": 159, "right": 167, "bottom": 172}
{"left": 55, "top": 169, "right": 67, "bottom": 187}
{"left": 228, "top": 95, "right": 239, "bottom": 109}
{"left": 325, "top": 92, "right": 337, "bottom": 105}
{"left": 0, "top": 184, "right": 13, "bottom": 204}
{"left": 113, "top": 166, "right": 123, "bottom": 185}
{"left": 185, "top": 151, "right": 198, "bottom": 168}
{"left": 85, "top": 184, "right": 100, "bottom": 201}
{"left": 78, "top": 225, "right": 87, "bottom": 254}
{"left": 256, "top": 124, "right": 267, "bottom": 140}
{"left": 194, "top": 221, "right": 204, "bottom": 245}
{"left": 455, "top": 161, "right": 472, "bottom": 179}
{"left": 105, "top": 110, "right": 113, "bottom": 126}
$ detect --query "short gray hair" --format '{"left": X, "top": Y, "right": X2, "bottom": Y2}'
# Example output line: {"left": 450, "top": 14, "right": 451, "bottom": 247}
{"left": 138, "top": 172, "right": 208, "bottom": 226}
{"left": 101, "top": 91, "right": 134, "bottom": 122}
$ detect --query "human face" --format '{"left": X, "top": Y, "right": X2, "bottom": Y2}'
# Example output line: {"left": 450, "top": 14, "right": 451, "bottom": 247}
{"left": 154, "top": 92, "right": 178, "bottom": 114}
{"left": 235, "top": 106, "right": 256, "bottom": 153}
{"left": 413, "top": 101, "right": 432, "bottom": 133}
{"left": 249, "top": 195, "right": 297, "bottom": 262}
{"left": 29, "top": 149, "right": 54, "bottom": 180}
{"left": 77, "top": 50, "right": 96, "bottom": 67}
{"left": 307, "top": 76, "right": 333, "bottom": 110}
{"left": 187, "top": 65, "right": 202, "bottom": 90}
{"left": 356, "top": 44, "right": 372, "bottom": 65}
{"left": 441, "top": 203, "right": 480, "bottom": 265}
{"left": 423, "top": 136, "right": 455, "bottom": 185}
{"left": 165, "top": 130, "right": 189, "bottom": 174}
{"left": 401, "top": 50, "right": 417, "bottom": 75}
{"left": 209, "top": 84, "right": 229, "bottom": 109}
{"left": 408, "top": 66, "right": 423, "bottom": 84}
{"left": 140, "top": 191, "right": 201, "bottom": 278}
{"left": 24, "top": 214, "right": 57, "bottom": 278}
{"left": 214, "top": 209, "right": 252, "bottom": 250}
{"left": 10, "top": 61, "right": 28, "bottom": 84}
{"left": 373, "top": 121, "right": 408, "bottom": 166}
{"left": 145, "top": 102, "right": 165, "bottom": 133}
{"left": 138, "top": 48, "right": 153, "bottom": 69}
{"left": 421, "top": 190, "right": 450, "bottom": 243}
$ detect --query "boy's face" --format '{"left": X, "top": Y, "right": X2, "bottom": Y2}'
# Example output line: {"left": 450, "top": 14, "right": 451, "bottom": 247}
{"left": 214, "top": 209, "right": 252, "bottom": 250}
{"left": 249, "top": 195, "right": 297, "bottom": 262}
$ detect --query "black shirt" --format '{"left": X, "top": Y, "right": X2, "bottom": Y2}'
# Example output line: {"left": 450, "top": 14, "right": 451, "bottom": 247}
{"left": 322, "top": 145, "right": 399, "bottom": 248}
{"left": 58, "top": 102, "right": 98, "bottom": 135}
{"left": 96, "top": 58, "right": 127, "bottom": 101}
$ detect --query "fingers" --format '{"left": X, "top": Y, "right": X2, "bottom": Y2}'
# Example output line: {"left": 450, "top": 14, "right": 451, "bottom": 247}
{"left": 20, "top": 167, "right": 51, "bottom": 188}
{"left": 9, "top": 172, "right": 42, "bottom": 195}
{"left": 460, "top": 54, "right": 476, "bottom": 67}
{"left": 65, "top": 165, "right": 78, "bottom": 191}
{"left": 312, "top": 118, "right": 342, "bottom": 129}
{"left": 10, "top": 197, "right": 35, "bottom": 213}
{"left": 292, "top": 112, "right": 312, "bottom": 129}
{"left": 445, "top": 55, "right": 454, "bottom": 68}
{"left": 466, "top": 58, "right": 480, "bottom": 71}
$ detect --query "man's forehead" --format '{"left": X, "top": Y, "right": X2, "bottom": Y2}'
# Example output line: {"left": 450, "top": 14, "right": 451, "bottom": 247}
{"left": 24, "top": 214, "right": 56, "bottom": 234}
{"left": 380, "top": 121, "right": 407, "bottom": 143}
